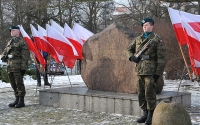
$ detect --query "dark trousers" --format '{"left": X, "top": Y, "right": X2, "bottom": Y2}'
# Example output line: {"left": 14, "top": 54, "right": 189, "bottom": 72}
{"left": 8, "top": 72, "right": 26, "bottom": 96}
{"left": 36, "top": 57, "right": 48, "bottom": 84}
{"left": 137, "top": 75, "right": 156, "bottom": 110}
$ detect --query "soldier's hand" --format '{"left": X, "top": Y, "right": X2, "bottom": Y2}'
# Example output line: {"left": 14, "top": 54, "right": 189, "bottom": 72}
{"left": 20, "top": 70, "right": 26, "bottom": 76}
{"left": 129, "top": 56, "right": 139, "bottom": 63}
{"left": 153, "top": 74, "right": 159, "bottom": 83}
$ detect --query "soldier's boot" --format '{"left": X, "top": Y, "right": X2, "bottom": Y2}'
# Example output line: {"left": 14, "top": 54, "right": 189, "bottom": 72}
{"left": 136, "top": 110, "right": 148, "bottom": 123}
{"left": 15, "top": 96, "right": 25, "bottom": 108}
{"left": 145, "top": 110, "right": 154, "bottom": 125}
{"left": 8, "top": 96, "right": 19, "bottom": 107}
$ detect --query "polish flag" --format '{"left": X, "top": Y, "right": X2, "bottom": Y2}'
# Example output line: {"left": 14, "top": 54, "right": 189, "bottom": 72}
{"left": 50, "top": 19, "right": 64, "bottom": 34}
{"left": 37, "top": 24, "right": 63, "bottom": 63}
{"left": 37, "top": 24, "right": 48, "bottom": 40}
{"left": 19, "top": 25, "right": 46, "bottom": 68}
{"left": 50, "top": 21, "right": 83, "bottom": 57}
{"left": 64, "top": 23, "right": 83, "bottom": 59}
{"left": 73, "top": 23, "right": 94, "bottom": 42}
{"left": 179, "top": 11, "right": 200, "bottom": 75}
{"left": 46, "top": 24, "right": 78, "bottom": 68}
{"left": 168, "top": 8, "right": 200, "bottom": 75}
{"left": 30, "top": 24, "right": 48, "bottom": 52}
{"left": 168, "top": 8, "right": 187, "bottom": 45}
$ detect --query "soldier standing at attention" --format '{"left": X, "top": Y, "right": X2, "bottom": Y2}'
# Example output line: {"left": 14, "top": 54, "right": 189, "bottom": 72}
{"left": 126, "top": 18, "right": 166, "bottom": 125}
{"left": 1, "top": 26, "right": 30, "bottom": 108}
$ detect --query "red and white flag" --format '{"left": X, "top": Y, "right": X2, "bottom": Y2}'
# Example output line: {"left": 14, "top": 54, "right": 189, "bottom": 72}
{"left": 64, "top": 23, "right": 83, "bottom": 59}
{"left": 168, "top": 8, "right": 187, "bottom": 46}
{"left": 37, "top": 24, "right": 47, "bottom": 39}
{"left": 50, "top": 19, "right": 64, "bottom": 34}
{"left": 179, "top": 11, "right": 200, "bottom": 75}
{"left": 73, "top": 23, "right": 94, "bottom": 42}
{"left": 46, "top": 24, "right": 78, "bottom": 68}
{"left": 19, "top": 25, "right": 46, "bottom": 68}
{"left": 30, "top": 24, "right": 48, "bottom": 52}
{"left": 37, "top": 24, "right": 63, "bottom": 63}
{"left": 168, "top": 8, "right": 200, "bottom": 75}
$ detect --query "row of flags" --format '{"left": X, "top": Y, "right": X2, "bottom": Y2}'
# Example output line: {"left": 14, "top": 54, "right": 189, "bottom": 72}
{"left": 19, "top": 20, "right": 94, "bottom": 69}
{"left": 168, "top": 8, "right": 200, "bottom": 76}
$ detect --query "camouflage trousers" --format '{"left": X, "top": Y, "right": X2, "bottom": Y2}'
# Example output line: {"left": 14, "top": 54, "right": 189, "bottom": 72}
{"left": 137, "top": 75, "right": 156, "bottom": 110}
{"left": 8, "top": 72, "right": 26, "bottom": 96}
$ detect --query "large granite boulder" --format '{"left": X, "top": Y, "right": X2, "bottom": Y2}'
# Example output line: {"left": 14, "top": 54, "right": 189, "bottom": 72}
{"left": 81, "top": 23, "right": 164, "bottom": 94}
{"left": 152, "top": 101, "right": 192, "bottom": 125}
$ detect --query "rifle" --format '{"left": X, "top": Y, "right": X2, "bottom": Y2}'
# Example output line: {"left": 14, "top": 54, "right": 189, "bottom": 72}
{"left": 1, "top": 40, "right": 13, "bottom": 62}
{"left": 132, "top": 34, "right": 158, "bottom": 63}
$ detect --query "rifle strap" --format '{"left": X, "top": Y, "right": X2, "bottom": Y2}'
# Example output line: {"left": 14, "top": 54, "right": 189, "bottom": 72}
{"left": 137, "top": 34, "right": 155, "bottom": 54}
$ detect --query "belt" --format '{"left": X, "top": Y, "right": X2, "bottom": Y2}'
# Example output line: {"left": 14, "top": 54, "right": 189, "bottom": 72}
{"left": 141, "top": 54, "right": 150, "bottom": 60}
{"left": 140, "top": 54, "right": 156, "bottom": 61}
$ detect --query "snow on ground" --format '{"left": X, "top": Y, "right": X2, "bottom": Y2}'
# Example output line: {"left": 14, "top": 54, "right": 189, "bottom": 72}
{"left": 0, "top": 75, "right": 200, "bottom": 124}
{"left": 0, "top": 75, "right": 85, "bottom": 88}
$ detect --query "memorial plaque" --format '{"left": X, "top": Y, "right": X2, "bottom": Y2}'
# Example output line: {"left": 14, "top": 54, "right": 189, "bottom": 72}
{"left": 81, "top": 23, "right": 138, "bottom": 93}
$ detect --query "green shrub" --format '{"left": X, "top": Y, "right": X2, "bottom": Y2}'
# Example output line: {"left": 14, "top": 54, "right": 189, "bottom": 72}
{"left": 26, "top": 69, "right": 36, "bottom": 80}
{"left": 0, "top": 67, "right": 9, "bottom": 83}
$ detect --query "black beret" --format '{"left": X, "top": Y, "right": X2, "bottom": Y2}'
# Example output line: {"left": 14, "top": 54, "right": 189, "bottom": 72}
{"left": 9, "top": 25, "right": 20, "bottom": 32}
{"left": 140, "top": 18, "right": 154, "bottom": 26}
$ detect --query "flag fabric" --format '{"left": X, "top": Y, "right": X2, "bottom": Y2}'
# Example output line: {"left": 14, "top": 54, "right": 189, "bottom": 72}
{"left": 73, "top": 23, "right": 94, "bottom": 42}
{"left": 181, "top": 20, "right": 200, "bottom": 75}
{"left": 63, "top": 23, "right": 83, "bottom": 59}
{"left": 168, "top": 8, "right": 200, "bottom": 76}
{"left": 168, "top": 8, "right": 187, "bottom": 45}
{"left": 179, "top": 11, "right": 200, "bottom": 75}
{"left": 19, "top": 25, "right": 46, "bottom": 69}
{"left": 50, "top": 19, "right": 64, "bottom": 34}
{"left": 46, "top": 24, "right": 78, "bottom": 68}
{"left": 30, "top": 24, "right": 48, "bottom": 52}
{"left": 51, "top": 21, "right": 83, "bottom": 59}
{"left": 37, "top": 24, "right": 63, "bottom": 63}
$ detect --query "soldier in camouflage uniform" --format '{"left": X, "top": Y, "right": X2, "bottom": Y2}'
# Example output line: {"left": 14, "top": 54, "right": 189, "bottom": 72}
{"left": 1, "top": 26, "right": 30, "bottom": 108}
{"left": 126, "top": 18, "right": 166, "bottom": 125}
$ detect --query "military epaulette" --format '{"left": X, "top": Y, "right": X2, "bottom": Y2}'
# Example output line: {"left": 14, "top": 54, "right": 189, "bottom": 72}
{"left": 153, "top": 33, "right": 163, "bottom": 42}
{"left": 154, "top": 33, "right": 161, "bottom": 39}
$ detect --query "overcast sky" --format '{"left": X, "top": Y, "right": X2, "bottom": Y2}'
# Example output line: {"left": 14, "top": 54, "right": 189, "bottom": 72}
{"left": 114, "top": 0, "right": 129, "bottom": 6}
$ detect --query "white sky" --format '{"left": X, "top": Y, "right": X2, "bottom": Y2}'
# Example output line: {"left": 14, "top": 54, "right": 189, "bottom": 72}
{"left": 114, "top": 0, "right": 129, "bottom": 7}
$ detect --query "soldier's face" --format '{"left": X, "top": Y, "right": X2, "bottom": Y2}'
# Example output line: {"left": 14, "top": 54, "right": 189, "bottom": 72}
{"left": 11, "top": 29, "right": 20, "bottom": 37}
{"left": 143, "top": 22, "right": 154, "bottom": 32}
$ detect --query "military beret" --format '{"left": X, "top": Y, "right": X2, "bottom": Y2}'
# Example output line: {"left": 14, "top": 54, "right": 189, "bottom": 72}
{"left": 141, "top": 18, "right": 154, "bottom": 26}
{"left": 9, "top": 25, "right": 20, "bottom": 32}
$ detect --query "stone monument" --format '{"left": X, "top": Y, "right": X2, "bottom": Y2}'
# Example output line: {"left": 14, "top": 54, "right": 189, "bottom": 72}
{"left": 81, "top": 23, "right": 164, "bottom": 94}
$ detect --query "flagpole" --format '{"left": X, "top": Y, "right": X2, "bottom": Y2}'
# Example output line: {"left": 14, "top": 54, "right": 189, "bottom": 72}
{"left": 31, "top": 52, "right": 43, "bottom": 74}
{"left": 177, "top": 9, "right": 193, "bottom": 81}
{"left": 178, "top": 43, "right": 193, "bottom": 81}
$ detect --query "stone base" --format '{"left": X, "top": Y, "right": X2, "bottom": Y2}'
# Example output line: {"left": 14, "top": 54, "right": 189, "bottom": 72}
{"left": 39, "top": 87, "right": 191, "bottom": 116}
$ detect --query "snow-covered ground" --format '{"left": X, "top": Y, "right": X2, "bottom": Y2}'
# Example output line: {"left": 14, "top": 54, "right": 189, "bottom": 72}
{"left": 0, "top": 75, "right": 200, "bottom": 125}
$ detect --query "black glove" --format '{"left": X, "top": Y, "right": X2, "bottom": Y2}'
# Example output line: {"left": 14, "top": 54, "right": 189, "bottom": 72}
{"left": 153, "top": 74, "right": 159, "bottom": 83}
{"left": 1, "top": 56, "right": 7, "bottom": 62}
{"left": 129, "top": 56, "right": 140, "bottom": 63}
{"left": 20, "top": 70, "right": 26, "bottom": 76}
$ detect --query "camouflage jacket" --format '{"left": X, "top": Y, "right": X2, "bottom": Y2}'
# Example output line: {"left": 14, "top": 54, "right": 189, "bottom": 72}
{"left": 126, "top": 33, "right": 166, "bottom": 75}
{"left": 2, "top": 36, "right": 30, "bottom": 72}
